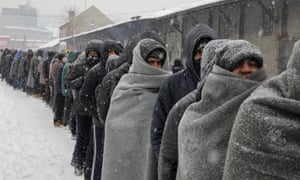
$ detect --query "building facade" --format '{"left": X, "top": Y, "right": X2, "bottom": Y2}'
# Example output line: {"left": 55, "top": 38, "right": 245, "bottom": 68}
{"left": 0, "top": 4, "right": 53, "bottom": 49}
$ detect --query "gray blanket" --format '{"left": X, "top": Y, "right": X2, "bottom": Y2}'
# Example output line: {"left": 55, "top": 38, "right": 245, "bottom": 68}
{"left": 223, "top": 40, "right": 300, "bottom": 180}
{"left": 101, "top": 39, "right": 170, "bottom": 180}
{"left": 176, "top": 65, "right": 266, "bottom": 180}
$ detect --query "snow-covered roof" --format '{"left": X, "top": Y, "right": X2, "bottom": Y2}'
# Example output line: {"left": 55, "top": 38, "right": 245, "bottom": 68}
{"left": 61, "top": 0, "right": 224, "bottom": 40}
{"left": 4, "top": 26, "right": 51, "bottom": 33}
{"left": 11, "top": 39, "right": 48, "bottom": 43}
{"left": 38, "top": 38, "right": 60, "bottom": 49}
{"left": 141, "top": 0, "right": 225, "bottom": 19}
{"left": 60, "top": 19, "right": 134, "bottom": 40}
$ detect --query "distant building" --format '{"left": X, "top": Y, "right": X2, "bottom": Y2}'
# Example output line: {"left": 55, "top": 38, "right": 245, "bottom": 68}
{"left": 0, "top": 5, "right": 37, "bottom": 28}
{"left": 0, "top": 4, "right": 53, "bottom": 49}
{"left": 59, "top": 5, "right": 113, "bottom": 38}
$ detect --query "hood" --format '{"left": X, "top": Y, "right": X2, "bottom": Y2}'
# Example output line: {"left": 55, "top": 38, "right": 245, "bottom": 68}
{"left": 14, "top": 50, "right": 23, "bottom": 61}
{"left": 85, "top": 39, "right": 103, "bottom": 57}
{"left": 215, "top": 40, "right": 263, "bottom": 72}
{"left": 47, "top": 51, "right": 56, "bottom": 61}
{"left": 119, "top": 37, "right": 139, "bottom": 65}
{"left": 67, "top": 51, "right": 80, "bottom": 63}
{"left": 286, "top": 40, "right": 300, "bottom": 100}
{"left": 183, "top": 23, "right": 217, "bottom": 81}
{"left": 101, "top": 40, "right": 123, "bottom": 62}
{"left": 36, "top": 49, "right": 44, "bottom": 57}
{"left": 200, "top": 39, "right": 229, "bottom": 79}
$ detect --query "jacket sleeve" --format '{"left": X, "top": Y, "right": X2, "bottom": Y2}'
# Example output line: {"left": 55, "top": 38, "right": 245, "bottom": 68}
{"left": 150, "top": 78, "right": 173, "bottom": 159}
{"left": 66, "top": 63, "right": 84, "bottom": 90}
{"left": 61, "top": 64, "right": 69, "bottom": 96}
{"left": 42, "top": 60, "right": 49, "bottom": 80}
{"left": 55, "top": 64, "right": 64, "bottom": 94}
{"left": 80, "top": 66, "right": 103, "bottom": 119}
{"left": 96, "top": 75, "right": 111, "bottom": 125}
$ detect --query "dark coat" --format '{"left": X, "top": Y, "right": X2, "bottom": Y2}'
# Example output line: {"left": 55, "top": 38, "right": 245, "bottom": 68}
{"left": 151, "top": 23, "right": 217, "bottom": 158}
{"left": 55, "top": 62, "right": 64, "bottom": 94}
{"left": 43, "top": 52, "right": 55, "bottom": 81}
{"left": 95, "top": 62, "right": 130, "bottom": 125}
{"left": 80, "top": 61, "right": 106, "bottom": 121}
{"left": 158, "top": 89, "right": 199, "bottom": 180}
{"left": 94, "top": 37, "right": 140, "bottom": 125}
{"left": 80, "top": 40, "right": 122, "bottom": 124}
{"left": 67, "top": 40, "right": 102, "bottom": 116}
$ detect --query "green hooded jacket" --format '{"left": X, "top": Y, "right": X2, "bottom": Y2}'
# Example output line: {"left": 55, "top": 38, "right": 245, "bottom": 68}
{"left": 62, "top": 51, "right": 79, "bottom": 96}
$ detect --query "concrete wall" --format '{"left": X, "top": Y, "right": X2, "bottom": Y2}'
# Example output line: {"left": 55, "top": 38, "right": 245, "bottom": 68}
{"left": 59, "top": 0, "right": 300, "bottom": 76}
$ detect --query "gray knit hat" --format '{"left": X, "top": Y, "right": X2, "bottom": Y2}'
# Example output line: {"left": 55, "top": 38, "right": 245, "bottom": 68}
{"left": 139, "top": 39, "right": 166, "bottom": 63}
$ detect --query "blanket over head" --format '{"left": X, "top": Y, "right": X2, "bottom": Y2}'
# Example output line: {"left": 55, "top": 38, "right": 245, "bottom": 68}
{"left": 223, "top": 40, "right": 300, "bottom": 180}
{"left": 101, "top": 38, "right": 170, "bottom": 180}
{"left": 176, "top": 64, "right": 266, "bottom": 180}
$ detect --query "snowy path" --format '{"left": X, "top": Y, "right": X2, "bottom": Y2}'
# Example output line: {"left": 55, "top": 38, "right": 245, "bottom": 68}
{"left": 0, "top": 81, "right": 81, "bottom": 180}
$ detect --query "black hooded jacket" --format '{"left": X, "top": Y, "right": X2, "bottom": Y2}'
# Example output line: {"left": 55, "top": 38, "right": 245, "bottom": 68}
{"left": 67, "top": 40, "right": 102, "bottom": 116}
{"left": 80, "top": 40, "right": 122, "bottom": 122}
{"left": 151, "top": 24, "right": 217, "bottom": 158}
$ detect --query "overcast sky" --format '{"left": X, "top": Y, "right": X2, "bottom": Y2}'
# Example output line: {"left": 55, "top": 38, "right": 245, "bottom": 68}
{"left": 0, "top": 0, "right": 202, "bottom": 21}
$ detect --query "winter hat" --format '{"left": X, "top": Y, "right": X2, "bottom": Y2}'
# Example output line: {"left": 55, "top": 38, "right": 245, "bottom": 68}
{"left": 57, "top": 53, "right": 66, "bottom": 61}
{"left": 215, "top": 40, "right": 263, "bottom": 72}
{"left": 140, "top": 39, "right": 166, "bottom": 64}
{"left": 102, "top": 40, "right": 123, "bottom": 61}
{"left": 147, "top": 48, "right": 166, "bottom": 61}
{"left": 85, "top": 39, "right": 103, "bottom": 57}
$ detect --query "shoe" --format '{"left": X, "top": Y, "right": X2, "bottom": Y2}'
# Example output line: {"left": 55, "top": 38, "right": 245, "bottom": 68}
{"left": 54, "top": 121, "right": 60, "bottom": 127}
{"left": 74, "top": 166, "right": 83, "bottom": 176}
{"left": 54, "top": 120, "right": 62, "bottom": 127}
{"left": 33, "top": 93, "right": 41, "bottom": 98}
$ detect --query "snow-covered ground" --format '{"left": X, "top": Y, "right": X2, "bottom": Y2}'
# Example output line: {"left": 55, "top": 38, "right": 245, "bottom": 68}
{"left": 0, "top": 81, "right": 81, "bottom": 180}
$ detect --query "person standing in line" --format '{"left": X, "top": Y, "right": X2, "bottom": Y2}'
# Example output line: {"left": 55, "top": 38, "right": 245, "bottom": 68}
{"left": 151, "top": 23, "right": 217, "bottom": 161}
{"left": 176, "top": 40, "right": 267, "bottom": 180}
{"left": 53, "top": 53, "right": 66, "bottom": 127}
{"left": 101, "top": 38, "right": 170, "bottom": 180}
{"left": 68, "top": 40, "right": 102, "bottom": 176}
{"left": 80, "top": 40, "right": 123, "bottom": 180}
{"left": 158, "top": 39, "right": 228, "bottom": 180}
{"left": 62, "top": 51, "right": 80, "bottom": 135}
{"left": 223, "top": 40, "right": 300, "bottom": 180}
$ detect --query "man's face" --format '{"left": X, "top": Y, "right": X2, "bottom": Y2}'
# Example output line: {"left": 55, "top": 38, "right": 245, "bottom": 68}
{"left": 88, "top": 50, "right": 98, "bottom": 57}
{"left": 232, "top": 59, "right": 258, "bottom": 78}
{"left": 108, "top": 50, "right": 118, "bottom": 57}
{"left": 193, "top": 47, "right": 203, "bottom": 61}
{"left": 146, "top": 57, "right": 163, "bottom": 69}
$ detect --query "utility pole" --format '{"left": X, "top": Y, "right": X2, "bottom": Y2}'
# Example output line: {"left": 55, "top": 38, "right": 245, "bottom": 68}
{"left": 84, "top": 0, "right": 87, "bottom": 9}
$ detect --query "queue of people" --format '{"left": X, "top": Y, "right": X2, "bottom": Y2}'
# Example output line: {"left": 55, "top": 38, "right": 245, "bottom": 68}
{"left": 0, "top": 23, "right": 299, "bottom": 180}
